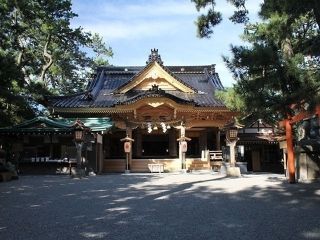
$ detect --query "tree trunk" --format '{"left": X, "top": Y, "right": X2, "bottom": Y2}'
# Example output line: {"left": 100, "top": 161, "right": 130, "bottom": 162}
{"left": 40, "top": 34, "right": 53, "bottom": 87}
{"left": 281, "top": 37, "right": 294, "bottom": 59}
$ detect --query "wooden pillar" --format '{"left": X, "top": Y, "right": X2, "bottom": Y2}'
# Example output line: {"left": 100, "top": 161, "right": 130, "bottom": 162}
{"left": 200, "top": 130, "right": 207, "bottom": 159}
{"left": 96, "top": 133, "right": 103, "bottom": 174}
{"left": 169, "top": 128, "right": 177, "bottom": 157}
{"left": 135, "top": 128, "right": 142, "bottom": 158}
{"left": 49, "top": 140, "right": 53, "bottom": 159}
{"left": 216, "top": 129, "right": 221, "bottom": 150}
{"left": 104, "top": 135, "right": 110, "bottom": 158}
{"left": 285, "top": 119, "right": 295, "bottom": 183}
{"left": 179, "top": 126, "right": 186, "bottom": 169}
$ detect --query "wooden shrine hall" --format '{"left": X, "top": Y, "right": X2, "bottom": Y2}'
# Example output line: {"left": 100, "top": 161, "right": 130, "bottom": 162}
{"left": 48, "top": 49, "right": 236, "bottom": 173}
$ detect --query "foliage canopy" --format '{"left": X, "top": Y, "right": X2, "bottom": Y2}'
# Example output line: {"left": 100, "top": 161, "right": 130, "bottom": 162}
{"left": 0, "top": 0, "right": 112, "bottom": 127}
{"left": 194, "top": 0, "right": 320, "bottom": 124}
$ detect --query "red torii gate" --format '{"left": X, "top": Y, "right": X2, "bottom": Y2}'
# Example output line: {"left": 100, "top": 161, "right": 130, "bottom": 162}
{"left": 279, "top": 106, "right": 320, "bottom": 183}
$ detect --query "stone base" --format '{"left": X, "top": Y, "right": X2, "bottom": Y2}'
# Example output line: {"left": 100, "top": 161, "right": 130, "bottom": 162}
{"left": 181, "top": 169, "right": 187, "bottom": 174}
{"left": 236, "top": 162, "right": 248, "bottom": 174}
{"left": 0, "top": 172, "right": 14, "bottom": 182}
{"left": 124, "top": 170, "right": 131, "bottom": 174}
{"left": 226, "top": 167, "right": 241, "bottom": 177}
{"left": 71, "top": 168, "right": 86, "bottom": 179}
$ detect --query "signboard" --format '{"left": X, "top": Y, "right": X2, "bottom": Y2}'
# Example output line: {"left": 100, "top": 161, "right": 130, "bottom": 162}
{"left": 181, "top": 141, "right": 187, "bottom": 153}
{"left": 96, "top": 134, "right": 103, "bottom": 144}
{"left": 124, "top": 142, "right": 131, "bottom": 153}
{"left": 279, "top": 140, "right": 287, "bottom": 149}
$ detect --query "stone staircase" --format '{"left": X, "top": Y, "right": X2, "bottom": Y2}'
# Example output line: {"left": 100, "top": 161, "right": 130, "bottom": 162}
{"left": 188, "top": 160, "right": 211, "bottom": 171}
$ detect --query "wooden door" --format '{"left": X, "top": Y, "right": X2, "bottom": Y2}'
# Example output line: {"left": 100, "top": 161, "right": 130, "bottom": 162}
{"left": 252, "top": 150, "right": 261, "bottom": 171}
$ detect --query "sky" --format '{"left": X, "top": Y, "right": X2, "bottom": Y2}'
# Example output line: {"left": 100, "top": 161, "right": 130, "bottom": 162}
{"left": 71, "top": 0, "right": 262, "bottom": 87}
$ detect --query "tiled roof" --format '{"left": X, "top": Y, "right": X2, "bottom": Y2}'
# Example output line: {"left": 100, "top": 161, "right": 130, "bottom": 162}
{"left": 49, "top": 64, "right": 226, "bottom": 109}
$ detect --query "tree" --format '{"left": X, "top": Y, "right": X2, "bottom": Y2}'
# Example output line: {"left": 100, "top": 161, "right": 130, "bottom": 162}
{"left": 0, "top": 0, "right": 112, "bottom": 126}
{"left": 193, "top": 0, "right": 320, "bottom": 117}
{"left": 193, "top": 0, "right": 320, "bottom": 183}
{"left": 0, "top": 51, "right": 35, "bottom": 126}
{"left": 192, "top": 0, "right": 320, "bottom": 38}
{"left": 215, "top": 88, "right": 245, "bottom": 113}
{"left": 191, "top": 0, "right": 249, "bottom": 38}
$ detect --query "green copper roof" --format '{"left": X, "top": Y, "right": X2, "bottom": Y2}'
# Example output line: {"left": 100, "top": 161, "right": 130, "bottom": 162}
{"left": 0, "top": 117, "right": 113, "bottom": 134}
{"left": 56, "top": 118, "right": 113, "bottom": 132}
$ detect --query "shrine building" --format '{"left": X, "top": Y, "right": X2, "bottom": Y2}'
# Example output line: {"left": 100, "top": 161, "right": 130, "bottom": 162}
{"left": 46, "top": 49, "right": 235, "bottom": 172}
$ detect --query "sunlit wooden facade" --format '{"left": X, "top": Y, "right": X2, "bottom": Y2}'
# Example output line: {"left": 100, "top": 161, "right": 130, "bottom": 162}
{"left": 49, "top": 49, "right": 236, "bottom": 172}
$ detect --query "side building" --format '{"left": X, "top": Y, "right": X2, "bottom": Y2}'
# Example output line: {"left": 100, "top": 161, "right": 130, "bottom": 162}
{"left": 236, "top": 119, "right": 282, "bottom": 173}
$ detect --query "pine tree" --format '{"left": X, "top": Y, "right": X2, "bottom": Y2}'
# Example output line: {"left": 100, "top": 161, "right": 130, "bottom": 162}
{"left": 193, "top": 0, "right": 320, "bottom": 183}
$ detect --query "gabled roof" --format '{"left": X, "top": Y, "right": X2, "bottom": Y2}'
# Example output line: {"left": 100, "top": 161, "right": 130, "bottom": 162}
{"left": 48, "top": 49, "right": 226, "bottom": 111}
{"left": 247, "top": 119, "right": 273, "bottom": 129}
{"left": 115, "top": 61, "right": 197, "bottom": 94}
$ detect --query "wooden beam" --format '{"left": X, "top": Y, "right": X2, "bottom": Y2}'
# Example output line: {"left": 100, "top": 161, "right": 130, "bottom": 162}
{"left": 279, "top": 105, "right": 320, "bottom": 127}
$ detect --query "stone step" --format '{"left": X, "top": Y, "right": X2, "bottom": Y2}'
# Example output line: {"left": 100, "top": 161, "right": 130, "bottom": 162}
{"left": 189, "top": 163, "right": 210, "bottom": 167}
{"left": 188, "top": 166, "right": 211, "bottom": 170}
{"left": 189, "top": 163, "right": 210, "bottom": 166}
{"left": 191, "top": 160, "right": 209, "bottom": 163}
{"left": 189, "top": 169, "right": 213, "bottom": 173}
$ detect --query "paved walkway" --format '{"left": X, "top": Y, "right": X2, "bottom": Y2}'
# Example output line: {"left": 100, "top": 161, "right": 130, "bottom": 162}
{"left": 0, "top": 173, "right": 319, "bottom": 240}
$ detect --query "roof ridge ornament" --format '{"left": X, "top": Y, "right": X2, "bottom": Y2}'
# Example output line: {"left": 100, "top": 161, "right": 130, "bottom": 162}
{"left": 148, "top": 84, "right": 165, "bottom": 94}
{"left": 210, "top": 64, "right": 216, "bottom": 74}
{"left": 146, "top": 48, "right": 163, "bottom": 65}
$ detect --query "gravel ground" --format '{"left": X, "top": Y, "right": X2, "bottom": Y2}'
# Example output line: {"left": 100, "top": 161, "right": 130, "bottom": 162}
{"left": 0, "top": 173, "right": 319, "bottom": 240}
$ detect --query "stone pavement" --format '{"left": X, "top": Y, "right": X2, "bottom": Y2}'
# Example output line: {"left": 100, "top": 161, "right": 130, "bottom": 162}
{"left": 0, "top": 173, "right": 319, "bottom": 240}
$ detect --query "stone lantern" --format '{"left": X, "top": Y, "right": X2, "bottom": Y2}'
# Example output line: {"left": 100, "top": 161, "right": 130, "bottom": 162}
{"left": 72, "top": 120, "right": 88, "bottom": 178}
{"left": 223, "top": 118, "right": 243, "bottom": 177}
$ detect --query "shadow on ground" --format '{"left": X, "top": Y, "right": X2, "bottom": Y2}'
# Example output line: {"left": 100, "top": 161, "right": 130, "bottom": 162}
{"left": 0, "top": 173, "right": 319, "bottom": 240}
